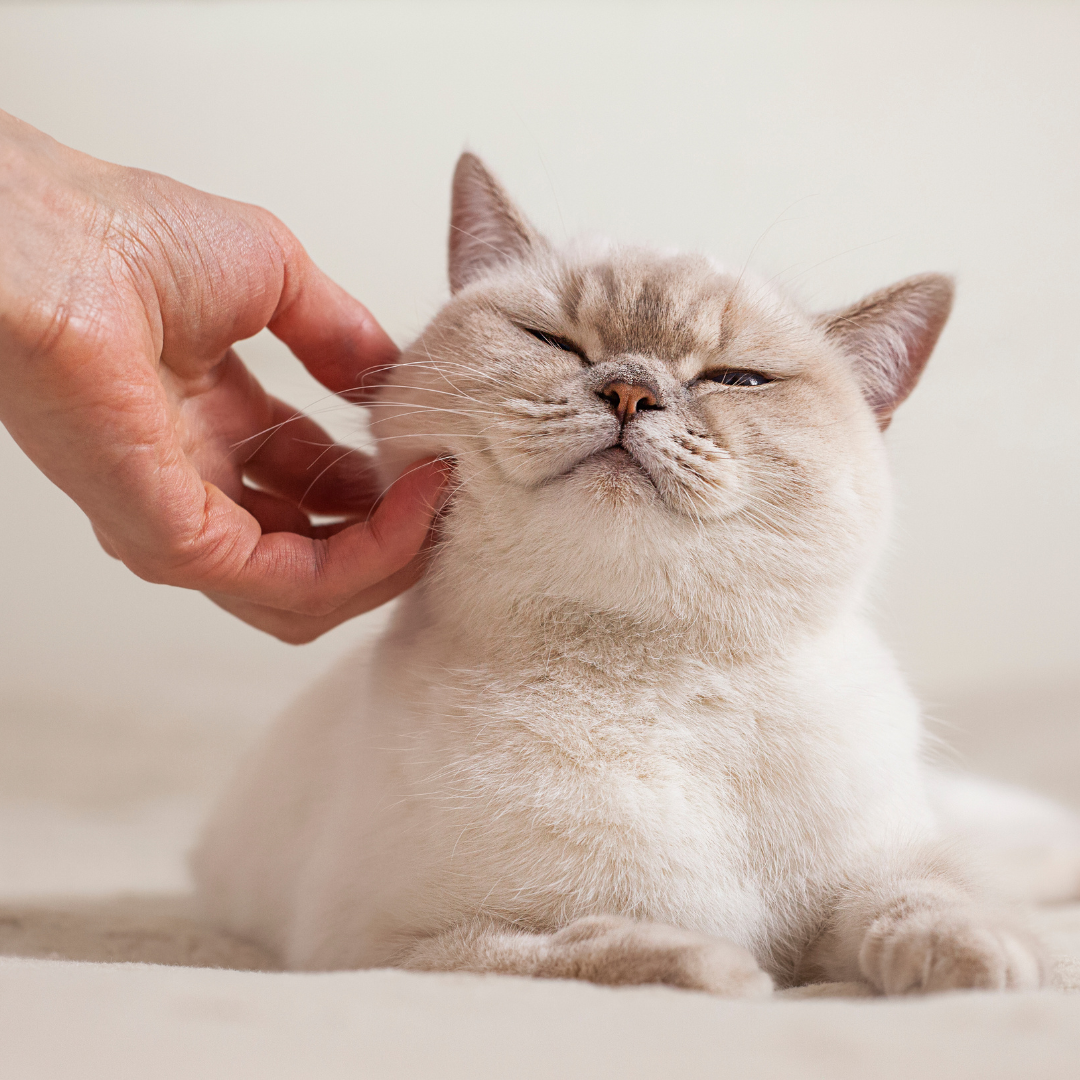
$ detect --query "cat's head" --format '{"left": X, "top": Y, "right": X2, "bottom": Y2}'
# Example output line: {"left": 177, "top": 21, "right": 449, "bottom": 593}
{"left": 371, "top": 154, "right": 952, "bottom": 649}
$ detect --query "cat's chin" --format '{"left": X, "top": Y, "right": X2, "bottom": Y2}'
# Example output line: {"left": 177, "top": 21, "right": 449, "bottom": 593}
{"left": 563, "top": 446, "right": 664, "bottom": 509}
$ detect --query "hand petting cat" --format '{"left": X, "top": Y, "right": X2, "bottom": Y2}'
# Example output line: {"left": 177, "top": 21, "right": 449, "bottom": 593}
{"left": 0, "top": 110, "right": 449, "bottom": 642}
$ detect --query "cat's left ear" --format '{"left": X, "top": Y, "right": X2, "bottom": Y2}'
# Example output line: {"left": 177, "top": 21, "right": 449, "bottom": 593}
{"left": 818, "top": 274, "right": 954, "bottom": 429}
{"left": 449, "top": 152, "right": 544, "bottom": 293}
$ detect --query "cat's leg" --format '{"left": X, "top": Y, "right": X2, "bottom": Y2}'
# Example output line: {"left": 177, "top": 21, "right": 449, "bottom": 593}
{"left": 397, "top": 915, "right": 773, "bottom": 997}
{"left": 802, "top": 847, "right": 1047, "bottom": 994}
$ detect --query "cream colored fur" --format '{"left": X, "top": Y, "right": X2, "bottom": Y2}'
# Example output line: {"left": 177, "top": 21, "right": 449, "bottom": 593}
{"left": 193, "top": 155, "right": 1047, "bottom": 995}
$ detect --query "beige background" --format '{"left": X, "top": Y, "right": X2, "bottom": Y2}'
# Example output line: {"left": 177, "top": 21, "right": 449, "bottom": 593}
{"left": 0, "top": 1, "right": 1076, "bottom": 803}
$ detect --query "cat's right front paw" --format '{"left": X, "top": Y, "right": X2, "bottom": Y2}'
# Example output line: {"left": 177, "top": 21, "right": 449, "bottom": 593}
{"left": 859, "top": 908, "right": 1046, "bottom": 995}
{"left": 537, "top": 915, "right": 773, "bottom": 997}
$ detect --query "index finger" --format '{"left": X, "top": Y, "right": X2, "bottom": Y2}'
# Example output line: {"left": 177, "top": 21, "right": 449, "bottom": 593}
{"left": 267, "top": 227, "right": 399, "bottom": 400}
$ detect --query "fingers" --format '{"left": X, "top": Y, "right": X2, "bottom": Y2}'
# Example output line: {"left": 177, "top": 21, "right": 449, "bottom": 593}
{"left": 237, "top": 486, "right": 370, "bottom": 539}
{"left": 0, "top": 116, "right": 425, "bottom": 641}
{"left": 163, "top": 457, "right": 450, "bottom": 615}
{"left": 240, "top": 396, "right": 382, "bottom": 517}
{"left": 267, "top": 229, "right": 400, "bottom": 400}
{"left": 204, "top": 552, "right": 429, "bottom": 644}
{"left": 138, "top": 188, "right": 398, "bottom": 397}
{"left": 237, "top": 486, "right": 313, "bottom": 536}
{"left": 203, "top": 461, "right": 445, "bottom": 642}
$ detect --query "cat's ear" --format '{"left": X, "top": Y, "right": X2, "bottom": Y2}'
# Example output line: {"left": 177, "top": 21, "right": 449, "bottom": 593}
{"left": 449, "top": 153, "right": 542, "bottom": 293}
{"left": 818, "top": 274, "right": 954, "bottom": 429}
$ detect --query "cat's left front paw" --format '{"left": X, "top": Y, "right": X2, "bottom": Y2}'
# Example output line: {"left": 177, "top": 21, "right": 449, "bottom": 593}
{"left": 860, "top": 908, "right": 1046, "bottom": 994}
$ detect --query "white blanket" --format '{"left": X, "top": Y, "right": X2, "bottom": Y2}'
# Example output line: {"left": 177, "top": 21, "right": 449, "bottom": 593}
{"left": 4, "top": 935, "right": 1080, "bottom": 1080}
{"left": 2, "top": 680, "right": 1079, "bottom": 1079}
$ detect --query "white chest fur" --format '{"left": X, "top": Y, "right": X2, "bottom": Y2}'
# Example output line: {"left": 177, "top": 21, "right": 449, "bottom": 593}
{"left": 225, "top": 592, "right": 934, "bottom": 974}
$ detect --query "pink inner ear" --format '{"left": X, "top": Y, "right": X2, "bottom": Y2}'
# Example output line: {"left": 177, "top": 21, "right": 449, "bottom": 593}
{"left": 822, "top": 274, "right": 954, "bottom": 429}
{"left": 448, "top": 153, "right": 539, "bottom": 294}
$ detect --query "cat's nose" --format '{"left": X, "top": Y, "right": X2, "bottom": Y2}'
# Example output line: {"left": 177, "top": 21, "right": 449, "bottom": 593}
{"left": 599, "top": 378, "right": 662, "bottom": 423}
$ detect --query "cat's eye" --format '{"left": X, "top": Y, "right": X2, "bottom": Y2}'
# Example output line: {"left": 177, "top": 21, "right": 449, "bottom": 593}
{"left": 521, "top": 327, "right": 589, "bottom": 363}
{"left": 701, "top": 369, "right": 773, "bottom": 387}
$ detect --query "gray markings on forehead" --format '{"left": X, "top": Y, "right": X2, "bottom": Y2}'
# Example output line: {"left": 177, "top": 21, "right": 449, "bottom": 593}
{"left": 559, "top": 268, "right": 585, "bottom": 325}
{"left": 563, "top": 260, "right": 715, "bottom": 360}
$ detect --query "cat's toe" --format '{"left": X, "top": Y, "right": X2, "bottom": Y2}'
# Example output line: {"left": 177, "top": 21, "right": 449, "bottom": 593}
{"left": 685, "top": 935, "right": 774, "bottom": 998}
{"left": 860, "top": 910, "right": 1046, "bottom": 995}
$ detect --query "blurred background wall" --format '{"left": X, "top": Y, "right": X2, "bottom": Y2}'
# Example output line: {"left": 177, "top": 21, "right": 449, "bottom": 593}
{"left": 0, "top": 1, "right": 1076, "bottom": 812}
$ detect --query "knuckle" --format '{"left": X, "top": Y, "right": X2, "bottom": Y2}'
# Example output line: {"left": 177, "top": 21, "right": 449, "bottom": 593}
{"left": 137, "top": 520, "right": 249, "bottom": 590}
{"left": 119, "top": 554, "right": 177, "bottom": 587}
{"left": 288, "top": 594, "right": 341, "bottom": 619}
{"left": 245, "top": 605, "right": 330, "bottom": 644}
{"left": 289, "top": 539, "right": 345, "bottom": 617}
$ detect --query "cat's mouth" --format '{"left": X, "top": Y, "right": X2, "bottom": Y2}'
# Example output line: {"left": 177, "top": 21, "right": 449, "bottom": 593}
{"left": 560, "top": 434, "right": 732, "bottom": 521}
{"left": 577, "top": 443, "right": 644, "bottom": 472}
{"left": 593, "top": 445, "right": 637, "bottom": 468}
{"left": 569, "top": 443, "right": 660, "bottom": 492}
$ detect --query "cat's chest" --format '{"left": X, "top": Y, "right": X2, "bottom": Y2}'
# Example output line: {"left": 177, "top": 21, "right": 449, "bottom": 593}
{"left": 361, "top": 645, "right": 917, "bottom": 942}
{"left": 384, "top": 666, "right": 848, "bottom": 940}
{"left": 407, "top": 663, "right": 832, "bottom": 842}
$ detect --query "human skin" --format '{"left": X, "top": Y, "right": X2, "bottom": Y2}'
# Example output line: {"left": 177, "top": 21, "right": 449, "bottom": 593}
{"left": 0, "top": 110, "right": 448, "bottom": 643}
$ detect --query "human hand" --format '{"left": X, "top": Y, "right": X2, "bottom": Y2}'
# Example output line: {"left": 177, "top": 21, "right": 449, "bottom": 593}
{"left": 0, "top": 110, "right": 448, "bottom": 642}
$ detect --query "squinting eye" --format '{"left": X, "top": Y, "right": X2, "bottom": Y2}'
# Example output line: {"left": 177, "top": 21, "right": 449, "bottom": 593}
{"left": 703, "top": 369, "right": 773, "bottom": 387}
{"left": 522, "top": 327, "right": 589, "bottom": 363}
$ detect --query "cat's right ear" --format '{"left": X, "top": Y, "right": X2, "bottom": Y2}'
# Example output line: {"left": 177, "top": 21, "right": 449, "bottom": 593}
{"left": 449, "top": 153, "right": 542, "bottom": 293}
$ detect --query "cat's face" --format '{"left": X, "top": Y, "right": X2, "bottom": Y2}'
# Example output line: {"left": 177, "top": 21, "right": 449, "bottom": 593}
{"left": 370, "top": 156, "right": 952, "bottom": 640}
{"left": 403, "top": 249, "right": 875, "bottom": 526}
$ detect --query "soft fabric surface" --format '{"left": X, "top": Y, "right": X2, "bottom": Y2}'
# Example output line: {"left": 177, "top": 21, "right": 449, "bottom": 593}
{"left": 1, "top": 666, "right": 1078, "bottom": 1078}
{"left": 5, "top": 946, "right": 1080, "bottom": 1080}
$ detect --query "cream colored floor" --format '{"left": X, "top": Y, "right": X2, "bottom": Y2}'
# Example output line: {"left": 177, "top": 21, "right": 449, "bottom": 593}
{"left": 1, "top": 652, "right": 1079, "bottom": 1079}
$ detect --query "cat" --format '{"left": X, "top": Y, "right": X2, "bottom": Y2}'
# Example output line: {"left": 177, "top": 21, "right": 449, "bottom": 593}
{"left": 192, "top": 153, "right": 1047, "bottom": 996}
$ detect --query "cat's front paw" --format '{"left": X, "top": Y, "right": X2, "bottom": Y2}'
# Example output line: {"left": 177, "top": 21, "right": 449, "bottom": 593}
{"left": 537, "top": 915, "right": 773, "bottom": 997}
{"left": 860, "top": 908, "right": 1046, "bottom": 994}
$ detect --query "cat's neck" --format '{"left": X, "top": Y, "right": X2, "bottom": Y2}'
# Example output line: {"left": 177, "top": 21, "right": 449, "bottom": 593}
{"left": 403, "top": 484, "right": 877, "bottom": 675}
{"left": 405, "top": 550, "right": 861, "bottom": 678}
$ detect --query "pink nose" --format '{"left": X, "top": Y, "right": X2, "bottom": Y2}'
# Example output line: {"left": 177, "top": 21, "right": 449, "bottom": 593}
{"left": 600, "top": 380, "right": 660, "bottom": 423}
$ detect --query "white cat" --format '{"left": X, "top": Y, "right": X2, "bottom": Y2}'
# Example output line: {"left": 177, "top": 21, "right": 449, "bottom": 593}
{"left": 193, "top": 154, "right": 1048, "bottom": 995}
